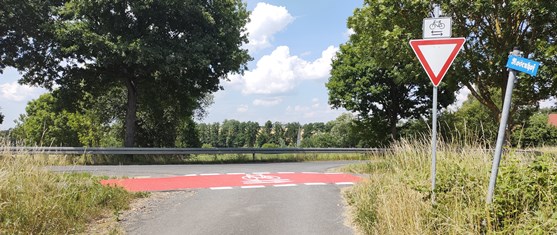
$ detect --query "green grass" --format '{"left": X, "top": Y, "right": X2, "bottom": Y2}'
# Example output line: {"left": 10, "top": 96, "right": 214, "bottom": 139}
{"left": 343, "top": 139, "right": 557, "bottom": 234}
{"left": 0, "top": 150, "right": 139, "bottom": 234}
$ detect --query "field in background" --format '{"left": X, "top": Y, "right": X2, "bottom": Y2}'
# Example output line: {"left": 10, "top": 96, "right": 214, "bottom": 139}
{"left": 29, "top": 152, "right": 373, "bottom": 165}
{"left": 0, "top": 149, "right": 141, "bottom": 234}
{"left": 342, "top": 140, "right": 557, "bottom": 234}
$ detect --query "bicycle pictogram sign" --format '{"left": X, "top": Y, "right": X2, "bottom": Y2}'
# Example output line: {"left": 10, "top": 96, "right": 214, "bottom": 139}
{"left": 429, "top": 20, "right": 445, "bottom": 30}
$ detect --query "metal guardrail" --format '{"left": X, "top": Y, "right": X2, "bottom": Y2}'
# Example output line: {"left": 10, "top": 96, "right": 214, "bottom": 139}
{"left": 3, "top": 147, "right": 544, "bottom": 156}
{"left": 4, "top": 147, "right": 389, "bottom": 155}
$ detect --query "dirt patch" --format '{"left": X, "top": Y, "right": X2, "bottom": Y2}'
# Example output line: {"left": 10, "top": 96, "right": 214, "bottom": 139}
{"left": 83, "top": 191, "right": 196, "bottom": 234}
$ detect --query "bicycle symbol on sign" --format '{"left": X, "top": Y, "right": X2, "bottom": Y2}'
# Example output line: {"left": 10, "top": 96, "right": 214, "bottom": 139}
{"left": 429, "top": 20, "right": 445, "bottom": 30}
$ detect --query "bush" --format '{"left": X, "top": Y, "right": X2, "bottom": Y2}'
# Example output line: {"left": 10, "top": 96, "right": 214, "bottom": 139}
{"left": 201, "top": 143, "right": 213, "bottom": 148}
{"left": 492, "top": 154, "right": 557, "bottom": 233}
{"left": 513, "top": 112, "right": 557, "bottom": 147}
{"left": 261, "top": 143, "right": 279, "bottom": 148}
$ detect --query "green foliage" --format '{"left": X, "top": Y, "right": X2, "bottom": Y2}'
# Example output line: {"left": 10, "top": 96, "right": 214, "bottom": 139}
{"left": 439, "top": 94, "right": 499, "bottom": 145}
{"left": 197, "top": 121, "right": 260, "bottom": 148}
{"left": 2, "top": 0, "right": 251, "bottom": 147}
{"left": 261, "top": 143, "right": 279, "bottom": 149}
{"left": 300, "top": 132, "right": 338, "bottom": 148}
{"left": 331, "top": 0, "right": 557, "bottom": 147}
{"left": 0, "top": 155, "right": 134, "bottom": 234}
{"left": 492, "top": 154, "right": 557, "bottom": 232}
{"left": 0, "top": 108, "right": 4, "bottom": 125}
{"left": 447, "top": 0, "right": 557, "bottom": 125}
{"left": 201, "top": 143, "right": 212, "bottom": 148}
{"left": 175, "top": 117, "right": 202, "bottom": 148}
{"left": 195, "top": 114, "right": 384, "bottom": 148}
{"left": 513, "top": 111, "right": 557, "bottom": 147}
{"left": 344, "top": 139, "right": 557, "bottom": 234}
{"left": 0, "top": 0, "right": 64, "bottom": 76}
{"left": 12, "top": 91, "right": 124, "bottom": 147}
{"left": 12, "top": 93, "right": 80, "bottom": 146}
{"left": 328, "top": 0, "right": 458, "bottom": 141}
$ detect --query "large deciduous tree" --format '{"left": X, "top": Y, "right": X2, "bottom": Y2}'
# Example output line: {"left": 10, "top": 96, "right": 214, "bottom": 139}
{"left": 1, "top": 0, "right": 251, "bottom": 147}
{"left": 446, "top": 0, "right": 557, "bottom": 129}
{"left": 327, "top": 0, "right": 458, "bottom": 139}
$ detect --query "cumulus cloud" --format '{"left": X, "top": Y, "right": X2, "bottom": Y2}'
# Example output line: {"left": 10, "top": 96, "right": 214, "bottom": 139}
{"left": 0, "top": 82, "right": 43, "bottom": 102}
{"left": 237, "top": 104, "right": 249, "bottom": 113}
{"left": 240, "top": 45, "right": 338, "bottom": 95}
{"left": 253, "top": 97, "right": 283, "bottom": 106}
{"left": 285, "top": 101, "right": 344, "bottom": 120}
{"left": 245, "top": 3, "right": 294, "bottom": 52}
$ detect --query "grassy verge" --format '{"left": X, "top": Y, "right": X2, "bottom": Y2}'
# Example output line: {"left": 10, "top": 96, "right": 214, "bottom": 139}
{"left": 43, "top": 152, "right": 373, "bottom": 165}
{"left": 343, "top": 140, "right": 557, "bottom": 234}
{"left": 0, "top": 150, "right": 139, "bottom": 234}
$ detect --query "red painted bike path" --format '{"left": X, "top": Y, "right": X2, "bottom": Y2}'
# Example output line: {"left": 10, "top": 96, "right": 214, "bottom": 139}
{"left": 101, "top": 173, "right": 362, "bottom": 192}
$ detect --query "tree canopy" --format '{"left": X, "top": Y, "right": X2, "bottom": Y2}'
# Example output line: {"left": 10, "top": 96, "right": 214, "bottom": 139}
{"left": 327, "top": 0, "right": 458, "bottom": 139}
{"left": 1, "top": 0, "right": 251, "bottom": 147}
{"left": 329, "top": 0, "right": 557, "bottom": 142}
{"left": 446, "top": 0, "right": 557, "bottom": 125}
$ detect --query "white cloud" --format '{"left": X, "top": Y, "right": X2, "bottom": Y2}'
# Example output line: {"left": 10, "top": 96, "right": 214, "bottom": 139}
{"left": 0, "top": 82, "right": 42, "bottom": 102}
{"left": 344, "top": 28, "right": 355, "bottom": 38}
{"left": 245, "top": 3, "right": 294, "bottom": 52}
{"left": 253, "top": 97, "right": 283, "bottom": 106}
{"left": 285, "top": 102, "right": 346, "bottom": 120}
{"left": 240, "top": 45, "right": 339, "bottom": 95}
{"left": 298, "top": 46, "right": 338, "bottom": 79}
{"left": 448, "top": 86, "right": 471, "bottom": 111}
{"left": 237, "top": 104, "right": 249, "bottom": 113}
{"left": 540, "top": 97, "right": 556, "bottom": 109}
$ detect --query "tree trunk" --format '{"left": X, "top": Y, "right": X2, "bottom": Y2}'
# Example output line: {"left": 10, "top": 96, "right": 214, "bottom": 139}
{"left": 125, "top": 78, "right": 138, "bottom": 147}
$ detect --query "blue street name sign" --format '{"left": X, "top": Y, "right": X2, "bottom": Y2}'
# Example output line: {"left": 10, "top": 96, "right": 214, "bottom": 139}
{"left": 506, "top": 55, "right": 540, "bottom": 76}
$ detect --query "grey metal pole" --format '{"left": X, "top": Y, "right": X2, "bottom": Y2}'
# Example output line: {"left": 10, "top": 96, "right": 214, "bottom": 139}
{"left": 486, "top": 48, "right": 522, "bottom": 204}
{"left": 430, "top": 3, "right": 441, "bottom": 205}
{"left": 432, "top": 86, "right": 438, "bottom": 203}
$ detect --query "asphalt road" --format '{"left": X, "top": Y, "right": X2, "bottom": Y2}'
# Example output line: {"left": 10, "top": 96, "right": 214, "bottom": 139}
{"left": 51, "top": 161, "right": 360, "bottom": 235}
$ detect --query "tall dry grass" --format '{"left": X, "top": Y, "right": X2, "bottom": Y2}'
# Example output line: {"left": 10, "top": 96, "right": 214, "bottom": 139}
{"left": 0, "top": 146, "right": 135, "bottom": 234}
{"left": 344, "top": 137, "right": 557, "bottom": 234}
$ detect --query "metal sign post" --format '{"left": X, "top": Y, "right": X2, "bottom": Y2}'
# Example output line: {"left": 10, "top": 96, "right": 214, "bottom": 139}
{"left": 431, "top": 85, "right": 438, "bottom": 203}
{"left": 411, "top": 4, "right": 463, "bottom": 204}
{"left": 486, "top": 48, "right": 540, "bottom": 204}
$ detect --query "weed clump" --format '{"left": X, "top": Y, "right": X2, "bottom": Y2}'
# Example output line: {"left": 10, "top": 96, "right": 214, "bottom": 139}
{"left": 0, "top": 152, "right": 134, "bottom": 234}
{"left": 344, "top": 139, "right": 557, "bottom": 234}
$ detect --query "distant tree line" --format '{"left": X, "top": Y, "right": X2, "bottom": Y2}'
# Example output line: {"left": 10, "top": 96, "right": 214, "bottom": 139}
{"left": 197, "top": 113, "right": 375, "bottom": 148}
{"left": 2, "top": 90, "right": 556, "bottom": 148}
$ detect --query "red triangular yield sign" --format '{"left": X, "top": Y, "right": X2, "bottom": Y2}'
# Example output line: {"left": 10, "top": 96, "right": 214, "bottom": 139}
{"left": 409, "top": 38, "right": 466, "bottom": 86}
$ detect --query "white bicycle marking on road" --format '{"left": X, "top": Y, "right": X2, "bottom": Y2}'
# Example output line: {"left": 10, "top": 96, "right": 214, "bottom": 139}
{"left": 242, "top": 173, "right": 292, "bottom": 185}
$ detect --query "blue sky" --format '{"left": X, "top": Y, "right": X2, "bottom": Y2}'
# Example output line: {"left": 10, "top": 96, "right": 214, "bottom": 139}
{"left": 0, "top": 0, "right": 363, "bottom": 130}
{"left": 203, "top": 0, "right": 364, "bottom": 125}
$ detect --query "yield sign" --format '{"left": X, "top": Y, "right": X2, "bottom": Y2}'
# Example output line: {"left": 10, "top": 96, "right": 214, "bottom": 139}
{"left": 409, "top": 38, "right": 466, "bottom": 86}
